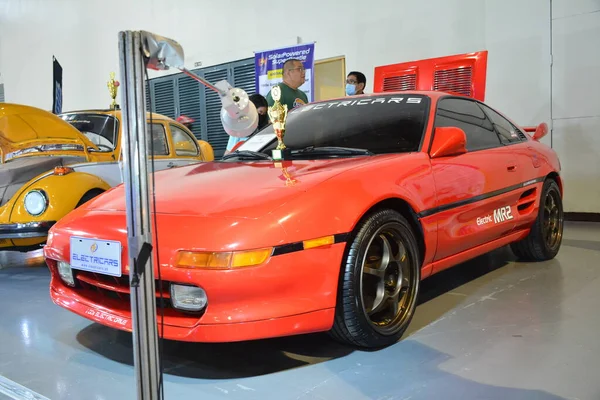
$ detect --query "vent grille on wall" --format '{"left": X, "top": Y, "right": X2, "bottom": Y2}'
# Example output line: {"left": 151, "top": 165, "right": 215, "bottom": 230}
{"left": 153, "top": 80, "right": 176, "bottom": 119}
{"left": 433, "top": 66, "right": 473, "bottom": 97}
{"left": 373, "top": 51, "right": 488, "bottom": 101}
{"left": 204, "top": 68, "right": 229, "bottom": 153}
{"left": 143, "top": 58, "right": 256, "bottom": 158}
{"left": 0, "top": 84, "right": 4, "bottom": 102}
{"left": 233, "top": 63, "right": 256, "bottom": 95}
{"left": 177, "top": 75, "right": 202, "bottom": 139}
{"left": 145, "top": 81, "right": 151, "bottom": 112}
{"left": 382, "top": 74, "right": 417, "bottom": 91}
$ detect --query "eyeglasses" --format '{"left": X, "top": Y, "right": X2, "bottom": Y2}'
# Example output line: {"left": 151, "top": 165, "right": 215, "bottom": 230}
{"left": 346, "top": 79, "right": 358, "bottom": 84}
{"left": 288, "top": 67, "right": 306, "bottom": 72}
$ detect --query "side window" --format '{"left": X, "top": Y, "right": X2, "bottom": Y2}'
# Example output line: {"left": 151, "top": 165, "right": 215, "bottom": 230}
{"left": 479, "top": 103, "right": 526, "bottom": 144}
{"left": 435, "top": 98, "right": 501, "bottom": 151}
{"left": 170, "top": 124, "right": 199, "bottom": 156}
{"left": 148, "top": 123, "right": 169, "bottom": 156}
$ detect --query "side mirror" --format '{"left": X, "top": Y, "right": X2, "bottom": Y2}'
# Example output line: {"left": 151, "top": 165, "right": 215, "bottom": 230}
{"left": 430, "top": 126, "right": 467, "bottom": 158}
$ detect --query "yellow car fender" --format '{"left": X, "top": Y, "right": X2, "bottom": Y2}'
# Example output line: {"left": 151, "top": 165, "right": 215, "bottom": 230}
{"left": 9, "top": 171, "right": 112, "bottom": 224}
{"left": 199, "top": 140, "right": 214, "bottom": 161}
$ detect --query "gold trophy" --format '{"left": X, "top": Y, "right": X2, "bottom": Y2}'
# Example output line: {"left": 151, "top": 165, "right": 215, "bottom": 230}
{"left": 268, "top": 85, "right": 289, "bottom": 160}
{"left": 107, "top": 72, "right": 120, "bottom": 109}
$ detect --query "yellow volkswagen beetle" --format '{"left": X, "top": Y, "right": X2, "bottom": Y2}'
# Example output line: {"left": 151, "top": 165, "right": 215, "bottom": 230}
{"left": 0, "top": 103, "right": 213, "bottom": 252}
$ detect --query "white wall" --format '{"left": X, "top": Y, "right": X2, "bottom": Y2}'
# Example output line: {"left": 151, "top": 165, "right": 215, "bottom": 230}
{"left": 551, "top": 0, "right": 600, "bottom": 213}
{"left": 1, "top": 0, "right": 597, "bottom": 212}
{"left": 0, "top": 0, "right": 548, "bottom": 118}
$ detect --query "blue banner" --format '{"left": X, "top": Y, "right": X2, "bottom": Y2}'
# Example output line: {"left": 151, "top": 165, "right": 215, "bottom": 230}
{"left": 254, "top": 43, "right": 315, "bottom": 102}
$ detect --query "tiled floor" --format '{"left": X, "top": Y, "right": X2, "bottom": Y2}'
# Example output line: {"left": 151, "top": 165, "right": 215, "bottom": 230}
{"left": 0, "top": 222, "right": 598, "bottom": 400}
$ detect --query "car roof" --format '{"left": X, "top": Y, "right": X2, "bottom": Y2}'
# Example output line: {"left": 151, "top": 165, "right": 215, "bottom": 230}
{"left": 59, "top": 109, "right": 173, "bottom": 122}
{"left": 304, "top": 90, "right": 472, "bottom": 109}
{"left": 312, "top": 90, "right": 462, "bottom": 104}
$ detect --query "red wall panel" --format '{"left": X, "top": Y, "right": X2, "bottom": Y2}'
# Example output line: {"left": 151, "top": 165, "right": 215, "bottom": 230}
{"left": 373, "top": 51, "right": 488, "bottom": 101}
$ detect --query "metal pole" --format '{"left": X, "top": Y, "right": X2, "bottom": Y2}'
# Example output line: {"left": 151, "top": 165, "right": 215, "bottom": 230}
{"left": 179, "top": 67, "right": 225, "bottom": 95}
{"left": 118, "top": 30, "right": 161, "bottom": 399}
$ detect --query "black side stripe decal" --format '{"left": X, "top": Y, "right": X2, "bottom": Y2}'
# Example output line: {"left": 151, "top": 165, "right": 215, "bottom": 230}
{"left": 272, "top": 233, "right": 350, "bottom": 256}
{"left": 417, "top": 176, "right": 546, "bottom": 219}
{"left": 271, "top": 176, "right": 546, "bottom": 256}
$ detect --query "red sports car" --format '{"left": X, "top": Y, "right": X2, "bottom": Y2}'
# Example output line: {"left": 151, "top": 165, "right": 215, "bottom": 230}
{"left": 43, "top": 91, "right": 563, "bottom": 348}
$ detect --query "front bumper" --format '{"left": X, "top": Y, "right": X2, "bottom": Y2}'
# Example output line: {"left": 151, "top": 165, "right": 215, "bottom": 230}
{"left": 0, "top": 221, "right": 56, "bottom": 239}
{"left": 45, "top": 243, "right": 346, "bottom": 342}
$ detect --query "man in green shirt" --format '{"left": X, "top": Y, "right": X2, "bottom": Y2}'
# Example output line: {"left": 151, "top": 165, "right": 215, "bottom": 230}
{"left": 266, "top": 58, "right": 309, "bottom": 113}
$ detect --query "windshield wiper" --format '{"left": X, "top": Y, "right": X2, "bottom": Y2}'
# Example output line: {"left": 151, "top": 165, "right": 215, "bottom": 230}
{"left": 221, "top": 150, "right": 273, "bottom": 161}
{"left": 291, "top": 146, "right": 373, "bottom": 157}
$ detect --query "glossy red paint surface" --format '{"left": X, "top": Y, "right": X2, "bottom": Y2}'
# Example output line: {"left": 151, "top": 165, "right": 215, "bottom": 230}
{"left": 44, "top": 91, "right": 562, "bottom": 343}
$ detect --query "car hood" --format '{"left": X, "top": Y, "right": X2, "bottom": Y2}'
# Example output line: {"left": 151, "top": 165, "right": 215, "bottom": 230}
{"left": 0, "top": 156, "right": 88, "bottom": 207}
{"left": 90, "top": 156, "right": 393, "bottom": 219}
{"left": 0, "top": 103, "right": 96, "bottom": 159}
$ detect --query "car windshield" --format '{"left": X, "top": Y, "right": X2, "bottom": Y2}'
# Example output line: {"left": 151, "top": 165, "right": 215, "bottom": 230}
{"left": 61, "top": 113, "right": 119, "bottom": 151}
{"left": 226, "top": 94, "right": 430, "bottom": 161}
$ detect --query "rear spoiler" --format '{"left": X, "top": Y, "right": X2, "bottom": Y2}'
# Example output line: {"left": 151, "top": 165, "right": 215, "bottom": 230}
{"left": 522, "top": 123, "right": 549, "bottom": 141}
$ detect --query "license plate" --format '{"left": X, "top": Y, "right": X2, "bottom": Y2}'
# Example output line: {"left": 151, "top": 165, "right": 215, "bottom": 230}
{"left": 70, "top": 236, "right": 122, "bottom": 277}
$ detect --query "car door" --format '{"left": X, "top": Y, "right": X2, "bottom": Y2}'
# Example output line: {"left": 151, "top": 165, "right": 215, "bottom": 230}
{"left": 477, "top": 102, "right": 543, "bottom": 226}
{"left": 164, "top": 123, "right": 205, "bottom": 168}
{"left": 478, "top": 101, "right": 540, "bottom": 183}
{"left": 145, "top": 122, "right": 174, "bottom": 171}
{"left": 429, "top": 97, "right": 524, "bottom": 265}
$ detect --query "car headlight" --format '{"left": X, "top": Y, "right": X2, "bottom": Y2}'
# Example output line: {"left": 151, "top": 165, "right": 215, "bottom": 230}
{"left": 24, "top": 190, "right": 48, "bottom": 216}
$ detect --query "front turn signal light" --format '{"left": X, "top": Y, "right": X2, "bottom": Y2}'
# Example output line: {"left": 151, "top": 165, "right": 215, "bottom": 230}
{"left": 54, "top": 166, "right": 74, "bottom": 176}
{"left": 175, "top": 248, "right": 272, "bottom": 270}
{"left": 303, "top": 235, "right": 335, "bottom": 250}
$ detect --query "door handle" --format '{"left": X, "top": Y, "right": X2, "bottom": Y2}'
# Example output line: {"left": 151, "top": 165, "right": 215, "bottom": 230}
{"left": 167, "top": 162, "right": 175, "bottom": 168}
{"left": 507, "top": 164, "right": 517, "bottom": 172}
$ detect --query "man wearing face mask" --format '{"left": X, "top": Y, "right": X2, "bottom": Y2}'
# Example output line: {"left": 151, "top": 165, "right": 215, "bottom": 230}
{"left": 346, "top": 71, "right": 366, "bottom": 96}
{"left": 225, "top": 93, "right": 269, "bottom": 154}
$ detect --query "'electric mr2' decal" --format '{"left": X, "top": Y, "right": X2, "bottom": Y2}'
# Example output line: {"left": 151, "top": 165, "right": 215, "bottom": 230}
{"left": 477, "top": 205, "right": 514, "bottom": 226}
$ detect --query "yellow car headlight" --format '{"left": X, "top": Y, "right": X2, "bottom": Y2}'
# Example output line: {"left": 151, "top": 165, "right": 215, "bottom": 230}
{"left": 24, "top": 190, "right": 49, "bottom": 216}
{"left": 175, "top": 248, "right": 272, "bottom": 270}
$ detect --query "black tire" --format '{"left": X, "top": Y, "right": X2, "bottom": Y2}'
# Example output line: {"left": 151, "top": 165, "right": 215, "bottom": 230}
{"left": 330, "top": 209, "right": 421, "bottom": 349}
{"left": 511, "top": 179, "right": 563, "bottom": 261}
{"left": 75, "top": 189, "right": 104, "bottom": 208}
